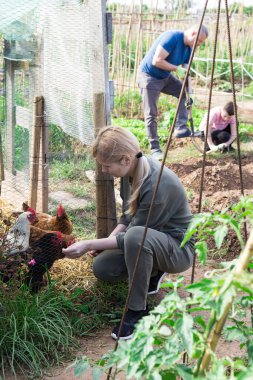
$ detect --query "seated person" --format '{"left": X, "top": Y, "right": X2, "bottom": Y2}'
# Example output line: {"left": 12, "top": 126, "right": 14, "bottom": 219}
{"left": 199, "top": 101, "right": 236, "bottom": 152}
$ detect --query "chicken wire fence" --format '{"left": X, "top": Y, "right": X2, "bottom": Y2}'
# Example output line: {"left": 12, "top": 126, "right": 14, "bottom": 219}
{"left": 0, "top": 0, "right": 110, "bottom": 291}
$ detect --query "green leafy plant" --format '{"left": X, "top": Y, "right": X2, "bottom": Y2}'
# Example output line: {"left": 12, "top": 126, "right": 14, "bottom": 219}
{"left": 182, "top": 195, "right": 253, "bottom": 264}
{"left": 113, "top": 91, "right": 142, "bottom": 118}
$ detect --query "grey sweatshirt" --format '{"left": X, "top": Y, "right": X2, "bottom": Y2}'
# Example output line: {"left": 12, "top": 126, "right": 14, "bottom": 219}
{"left": 116, "top": 157, "right": 193, "bottom": 251}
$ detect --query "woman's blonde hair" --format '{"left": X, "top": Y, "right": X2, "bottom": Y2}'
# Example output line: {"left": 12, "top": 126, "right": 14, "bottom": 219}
{"left": 92, "top": 126, "right": 150, "bottom": 215}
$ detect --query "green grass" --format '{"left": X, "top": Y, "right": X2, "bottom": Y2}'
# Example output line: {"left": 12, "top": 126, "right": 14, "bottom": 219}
{"left": 0, "top": 284, "right": 76, "bottom": 378}
{"left": 239, "top": 123, "right": 253, "bottom": 141}
{"left": 0, "top": 277, "right": 131, "bottom": 378}
{"left": 50, "top": 154, "right": 95, "bottom": 182}
{"left": 64, "top": 183, "right": 91, "bottom": 198}
{"left": 67, "top": 208, "right": 96, "bottom": 239}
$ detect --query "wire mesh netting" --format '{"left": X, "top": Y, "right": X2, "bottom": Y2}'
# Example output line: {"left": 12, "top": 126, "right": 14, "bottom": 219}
{"left": 0, "top": 0, "right": 109, "bottom": 293}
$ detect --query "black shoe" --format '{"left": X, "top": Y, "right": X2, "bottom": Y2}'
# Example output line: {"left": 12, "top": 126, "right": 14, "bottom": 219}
{"left": 148, "top": 271, "right": 167, "bottom": 295}
{"left": 111, "top": 308, "right": 149, "bottom": 340}
{"left": 174, "top": 126, "right": 191, "bottom": 138}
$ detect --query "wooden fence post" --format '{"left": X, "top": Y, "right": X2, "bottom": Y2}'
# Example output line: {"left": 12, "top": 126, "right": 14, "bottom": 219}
{"left": 0, "top": 131, "right": 4, "bottom": 182}
{"left": 29, "top": 96, "right": 43, "bottom": 210}
{"left": 93, "top": 92, "right": 117, "bottom": 238}
{"left": 41, "top": 113, "right": 49, "bottom": 213}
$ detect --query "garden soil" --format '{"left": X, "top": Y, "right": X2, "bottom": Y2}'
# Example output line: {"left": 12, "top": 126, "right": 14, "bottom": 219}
{"left": 4, "top": 148, "right": 252, "bottom": 380}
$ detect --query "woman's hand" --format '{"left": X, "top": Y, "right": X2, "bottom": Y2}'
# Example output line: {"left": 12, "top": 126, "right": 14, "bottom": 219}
{"left": 62, "top": 236, "right": 118, "bottom": 259}
{"left": 63, "top": 240, "right": 91, "bottom": 259}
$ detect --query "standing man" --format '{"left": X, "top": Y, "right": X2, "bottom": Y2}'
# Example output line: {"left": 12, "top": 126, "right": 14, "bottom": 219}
{"left": 138, "top": 25, "right": 208, "bottom": 160}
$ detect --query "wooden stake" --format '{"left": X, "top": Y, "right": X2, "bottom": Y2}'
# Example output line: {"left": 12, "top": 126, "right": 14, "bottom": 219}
{"left": 93, "top": 93, "right": 117, "bottom": 238}
{"left": 29, "top": 96, "right": 43, "bottom": 210}
{"left": 41, "top": 100, "right": 48, "bottom": 213}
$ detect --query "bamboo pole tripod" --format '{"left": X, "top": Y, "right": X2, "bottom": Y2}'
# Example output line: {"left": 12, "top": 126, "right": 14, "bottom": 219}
{"left": 106, "top": 0, "right": 248, "bottom": 378}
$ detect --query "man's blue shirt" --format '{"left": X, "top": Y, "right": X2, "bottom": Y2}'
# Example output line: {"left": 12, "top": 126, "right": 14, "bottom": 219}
{"left": 139, "top": 30, "right": 191, "bottom": 79}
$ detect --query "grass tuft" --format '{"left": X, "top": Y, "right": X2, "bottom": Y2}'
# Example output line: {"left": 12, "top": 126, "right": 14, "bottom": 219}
{"left": 0, "top": 284, "right": 76, "bottom": 378}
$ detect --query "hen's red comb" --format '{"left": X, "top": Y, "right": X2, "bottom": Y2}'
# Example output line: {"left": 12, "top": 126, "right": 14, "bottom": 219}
{"left": 57, "top": 203, "right": 64, "bottom": 217}
{"left": 27, "top": 207, "right": 36, "bottom": 215}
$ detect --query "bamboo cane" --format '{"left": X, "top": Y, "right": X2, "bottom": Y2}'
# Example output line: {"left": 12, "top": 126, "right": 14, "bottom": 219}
{"left": 122, "top": 0, "right": 135, "bottom": 96}
{"left": 132, "top": 0, "right": 143, "bottom": 107}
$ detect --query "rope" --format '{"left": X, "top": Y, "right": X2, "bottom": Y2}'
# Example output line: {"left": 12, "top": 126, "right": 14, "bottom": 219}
{"left": 190, "top": 64, "right": 240, "bottom": 81}
{"left": 194, "top": 57, "right": 253, "bottom": 65}
{"left": 242, "top": 65, "right": 253, "bottom": 81}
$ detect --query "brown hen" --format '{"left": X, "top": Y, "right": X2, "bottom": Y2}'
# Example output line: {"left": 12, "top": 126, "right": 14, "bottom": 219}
{"left": 23, "top": 203, "right": 73, "bottom": 235}
{"left": 29, "top": 225, "right": 75, "bottom": 247}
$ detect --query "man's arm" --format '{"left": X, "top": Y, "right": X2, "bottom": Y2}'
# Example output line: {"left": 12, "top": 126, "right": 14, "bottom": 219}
{"left": 152, "top": 45, "right": 178, "bottom": 72}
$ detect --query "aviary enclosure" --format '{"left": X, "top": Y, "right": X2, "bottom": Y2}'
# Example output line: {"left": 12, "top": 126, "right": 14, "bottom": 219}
{"left": 0, "top": 0, "right": 253, "bottom": 378}
{"left": 0, "top": 0, "right": 115, "bottom": 303}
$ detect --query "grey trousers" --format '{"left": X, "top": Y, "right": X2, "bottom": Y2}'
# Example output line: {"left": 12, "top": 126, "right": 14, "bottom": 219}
{"left": 137, "top": 71, "right": 189, "bottom": 150}
{"left": 93, "top": 226, "right": 194, "bottom": 311}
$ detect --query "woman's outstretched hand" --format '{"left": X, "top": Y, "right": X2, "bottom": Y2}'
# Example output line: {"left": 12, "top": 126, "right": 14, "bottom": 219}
{"left": 62, "top": 235, "right": 118, "bottom": 259}
{"left": 63, "top": 240, "right": 90, "bottom": 259}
